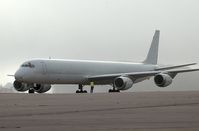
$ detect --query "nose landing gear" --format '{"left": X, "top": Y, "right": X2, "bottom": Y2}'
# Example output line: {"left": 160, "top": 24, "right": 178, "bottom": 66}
{"left": 28, "top": 88, "right": 35, "bottom": 94}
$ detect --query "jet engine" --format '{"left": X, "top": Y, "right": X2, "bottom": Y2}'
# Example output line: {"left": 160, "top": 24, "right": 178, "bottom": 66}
{"left": 113, "top": 76, "right": 133, "bottom": 90}
{"left": 33, "top": 84, "right": 51, "bottom": 93}
{"left": 154, "top": 73, "right": 173, "bottom": 87}
{"left": 13, "top": 81, "right": 30, "bottom": 92}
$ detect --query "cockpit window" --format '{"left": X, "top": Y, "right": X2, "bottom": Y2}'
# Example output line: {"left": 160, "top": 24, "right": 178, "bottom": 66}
{"left": 21, "top": 62, "right": 35, "bottom": 68}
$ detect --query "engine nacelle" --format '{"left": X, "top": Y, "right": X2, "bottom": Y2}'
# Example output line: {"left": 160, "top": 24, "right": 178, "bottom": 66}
{"left": 13, "top": 81, "right": 30, "bottom": 92}
{"left": 154, "top": 73, "right": 173, "bottom": 87}
{"left": 33, "top": 84, "right": 51, "bottom": 93}
{"left": 114, "top": 76, "right": 133, "bottom": 90}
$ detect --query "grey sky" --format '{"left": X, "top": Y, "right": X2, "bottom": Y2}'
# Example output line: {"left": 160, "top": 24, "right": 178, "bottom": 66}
{"left": 0, "top": 0, "right": 198, "bottom": 92}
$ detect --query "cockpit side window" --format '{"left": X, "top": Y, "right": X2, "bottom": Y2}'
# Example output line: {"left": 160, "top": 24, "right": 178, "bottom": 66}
{"left": 21, "top": 62, "right": 35, "bottom": 68}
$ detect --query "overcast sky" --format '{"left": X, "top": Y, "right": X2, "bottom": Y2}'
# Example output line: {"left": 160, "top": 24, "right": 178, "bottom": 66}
{"left": 0, "top": 0, "right": 198, "bottom": 92}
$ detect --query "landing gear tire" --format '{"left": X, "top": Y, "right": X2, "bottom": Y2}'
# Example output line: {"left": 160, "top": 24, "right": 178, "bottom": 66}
{"left": 76, "top": 90, "right": 80, "bottom": 93}
{"left": 76, "top": 90, "right": 87, "bottom": 93}
{"left": 109, "top": 89, "right": 120, "bottom": 93}
{"left": 28, "top": 89, "right": 35, "bottom": 94}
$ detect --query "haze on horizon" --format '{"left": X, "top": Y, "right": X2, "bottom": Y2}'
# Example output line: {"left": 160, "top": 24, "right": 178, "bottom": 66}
{"left": 0, "top": 0, "right": 198, "bottom": 92}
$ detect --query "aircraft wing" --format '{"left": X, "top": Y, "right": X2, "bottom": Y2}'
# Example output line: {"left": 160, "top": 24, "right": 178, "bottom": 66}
{"left": 155, "top": 63, "right": 197, "bottom": 71}
{"left": 87, "top": 68, "right": 199, "bottom": 82}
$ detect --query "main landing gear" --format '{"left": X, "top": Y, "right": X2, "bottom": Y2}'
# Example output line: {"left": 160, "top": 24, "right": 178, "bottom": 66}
{"left": 108, "top": 86, "right": 120, "bottom": 93}
{"left": 76, "top": 84, "right": 87, "bottom": 93}
{"left": 76, "top": 83, "right": 120, "bottom": 93}
{"left": 76, "top": 82, "right": 95, "bottom": 94}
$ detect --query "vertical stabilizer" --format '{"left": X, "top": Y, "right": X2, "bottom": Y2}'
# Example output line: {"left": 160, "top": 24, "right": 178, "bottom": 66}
{"left": 143, "top": 30, "right": 160, "bottom": 65}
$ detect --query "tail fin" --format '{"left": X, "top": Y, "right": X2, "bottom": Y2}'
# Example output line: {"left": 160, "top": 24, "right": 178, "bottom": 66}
{"left": 143, "top": 30, "right": 160, "bottom": 65}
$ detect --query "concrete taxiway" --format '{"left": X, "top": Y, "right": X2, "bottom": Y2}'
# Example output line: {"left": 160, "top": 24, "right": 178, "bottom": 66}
{"left": 0, "top": 91, "right": 199, "bottom": 131}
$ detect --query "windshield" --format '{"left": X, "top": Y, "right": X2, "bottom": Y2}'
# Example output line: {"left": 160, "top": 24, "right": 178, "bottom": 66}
{"left": 21, "top": 62, "right": 35, "bottom": 68}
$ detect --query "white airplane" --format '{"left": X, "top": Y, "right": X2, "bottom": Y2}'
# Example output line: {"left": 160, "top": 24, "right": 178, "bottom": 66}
{"left": 13, "top": 30, "right": 199, "bottom": 94}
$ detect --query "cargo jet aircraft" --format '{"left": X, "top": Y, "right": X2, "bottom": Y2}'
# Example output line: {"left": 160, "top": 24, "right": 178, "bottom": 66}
{"left": 13, "top": 30, "right": 199, "bottom": 93}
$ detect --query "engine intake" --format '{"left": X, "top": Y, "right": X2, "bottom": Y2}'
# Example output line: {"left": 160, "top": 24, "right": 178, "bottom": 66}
{"left": 114, "top": 76, "right": 133, "bottom": 90}
{"left": 13, "top": 81, "right": 30, "bottom": 92}
{"left": 33, "top": 84, "right": 51, "bottom": 93}
{"left": 154, "top": 74, "right": 173, "bottom": 87}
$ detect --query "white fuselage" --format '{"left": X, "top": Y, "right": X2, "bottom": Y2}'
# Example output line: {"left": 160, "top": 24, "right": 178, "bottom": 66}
{"left": 15, "top": 59, "right": 157, "bottom": 85}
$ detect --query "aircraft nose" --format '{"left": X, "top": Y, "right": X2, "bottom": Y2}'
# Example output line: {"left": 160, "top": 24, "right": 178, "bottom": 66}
{"left": 14, "top": 70, "right": 24, "bottom": 81}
